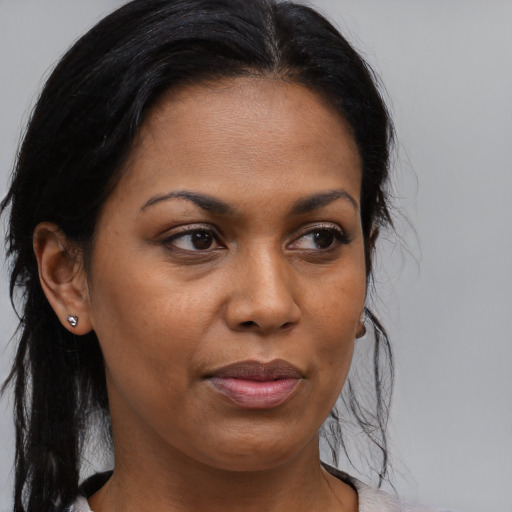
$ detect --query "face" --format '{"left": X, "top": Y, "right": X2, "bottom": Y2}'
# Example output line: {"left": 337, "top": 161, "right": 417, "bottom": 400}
{"left": 84, "top": 77, "right": 366, "bottom": 472}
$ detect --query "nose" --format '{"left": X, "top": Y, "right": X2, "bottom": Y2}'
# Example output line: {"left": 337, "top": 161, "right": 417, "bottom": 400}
{"left": 224, "top": 249, "right": 300, "bottom": 335}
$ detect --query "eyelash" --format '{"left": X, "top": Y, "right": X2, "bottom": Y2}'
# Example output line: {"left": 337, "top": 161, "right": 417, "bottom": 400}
{"left": 288, "top": 224, "right": 350, "bottom": 251}
{"left": 162, "top": 225, "right": 224, "bottom": 253}
{"left": 160, "top": 223, "right": 350, "bottom": 254}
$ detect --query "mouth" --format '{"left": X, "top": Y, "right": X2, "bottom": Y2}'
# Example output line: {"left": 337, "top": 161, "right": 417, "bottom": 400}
{"left": 205, "top": 359, "right": 303, "bottom": 409}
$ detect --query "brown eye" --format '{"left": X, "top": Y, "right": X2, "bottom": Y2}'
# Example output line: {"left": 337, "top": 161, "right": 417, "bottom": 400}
{"left": 190, "top": 231, "right": 214, "bottom": 250}
{"left": 312, "top": 230, "right": 335, "bottom": 249}
{"left": 289, "top": 225, "right": 349, "bottom": 251}
{"left": 167, "top": 229, "right": 220, "bottom": 251}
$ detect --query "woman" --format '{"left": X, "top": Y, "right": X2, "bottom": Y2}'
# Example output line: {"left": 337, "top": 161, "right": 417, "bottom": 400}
{"left": 1, "top": 0, "right": 446, "bottom": 511}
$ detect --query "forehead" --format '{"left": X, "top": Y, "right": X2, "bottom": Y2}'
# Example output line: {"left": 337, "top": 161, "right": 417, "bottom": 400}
{"left": 114, "top": 77, "right": 362, "bottom": 210}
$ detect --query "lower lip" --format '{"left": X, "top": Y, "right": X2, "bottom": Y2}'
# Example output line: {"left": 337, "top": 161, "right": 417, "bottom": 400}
{"left": 208, "top": 377, "right": 301, "bottom": 409}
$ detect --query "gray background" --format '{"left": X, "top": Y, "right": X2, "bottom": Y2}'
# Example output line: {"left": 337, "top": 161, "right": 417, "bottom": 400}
{"left": 1, "top": 1, "right": 511, "bottom": 511}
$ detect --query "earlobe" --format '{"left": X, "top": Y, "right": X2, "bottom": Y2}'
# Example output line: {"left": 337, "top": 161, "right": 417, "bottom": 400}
{"left": 355, "top": 309, "right": 367, "bottom": 339}
{"left": 33, "top": 222, "right": 93, "bottom": 335}
{"left": 369, "top": 227, "right": 380, "bottom": 252}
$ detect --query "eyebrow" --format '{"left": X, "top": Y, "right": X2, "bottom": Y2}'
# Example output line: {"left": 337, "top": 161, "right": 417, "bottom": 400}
{"left": 140, "top": 190, "right": 235, "bottom": 215}
{"left": 290, "top": 189, "right": 358, "bottom": 215}
{"left": 140, "top": 188, "right": 358, "bottom": 216}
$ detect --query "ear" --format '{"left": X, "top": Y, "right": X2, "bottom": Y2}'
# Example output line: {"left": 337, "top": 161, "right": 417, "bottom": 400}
{"left": 33, "top": 222, "right": 93, "bottom": 335}
{"left": 369, "top": 227, "right": 380, "bottom": 252}
{"left": 355, "top": 321, "right": 366, "bottom": 339}
{"left": 355, "top": 309, "right": 367, "bottom": 339}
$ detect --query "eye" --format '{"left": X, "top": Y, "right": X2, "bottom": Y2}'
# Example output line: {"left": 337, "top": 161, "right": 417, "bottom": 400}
{"left": 165, "top": 228, "right": 222, "bottom": 252}
{"left": 288, "top": 225, "right": 349, "bottom": 251}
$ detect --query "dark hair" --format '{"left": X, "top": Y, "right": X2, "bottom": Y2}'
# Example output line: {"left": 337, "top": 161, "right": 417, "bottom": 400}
{"left": 1, "top": 0, "right": 394, "bottom": 510}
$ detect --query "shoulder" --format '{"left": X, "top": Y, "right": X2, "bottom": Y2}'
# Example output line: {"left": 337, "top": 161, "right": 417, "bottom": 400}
{"left": 323, "top": 464, "right": 455, "bottom": 512}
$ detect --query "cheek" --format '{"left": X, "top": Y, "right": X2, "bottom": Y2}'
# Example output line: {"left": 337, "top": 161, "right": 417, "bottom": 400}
{"left": 88, "top": 271, "right": 216, "bottom": 439}
{"left": 87, "top": 250, "right": 216, "bottom": 397}
{"left": 304, "top": 264, "right": 366, "bottom": 388}
{"left": 307, "top": 261, "right": 366, "bottom": 332}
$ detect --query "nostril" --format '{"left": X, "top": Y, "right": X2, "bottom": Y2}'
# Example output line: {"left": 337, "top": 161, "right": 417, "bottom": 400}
{"left": 238, "top": 320, "right": 296, "bottom": 331}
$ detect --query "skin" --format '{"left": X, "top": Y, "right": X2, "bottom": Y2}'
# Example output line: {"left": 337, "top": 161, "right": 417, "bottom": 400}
{"left": 34, "top": 77, "right": 366, "bottom": 511}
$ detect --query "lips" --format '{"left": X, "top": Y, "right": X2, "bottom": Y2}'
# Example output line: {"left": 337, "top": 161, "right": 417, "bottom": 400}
{"left": 206, "top": 359, "right": 303, "bottom": 409}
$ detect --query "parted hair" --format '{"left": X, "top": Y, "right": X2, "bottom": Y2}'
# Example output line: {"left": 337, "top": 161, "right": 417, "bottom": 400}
{"left": 1, "top": 1, "right": 394, "bottom": 510}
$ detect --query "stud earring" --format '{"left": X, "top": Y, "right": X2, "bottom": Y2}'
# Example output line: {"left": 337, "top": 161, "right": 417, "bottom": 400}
{"left": 67, "top": 315, "right": 78, "bottom": 328}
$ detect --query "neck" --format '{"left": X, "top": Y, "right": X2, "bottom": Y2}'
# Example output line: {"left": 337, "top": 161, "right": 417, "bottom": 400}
{"left": 89, "top": 384, "right": 357, "bottom": 512}
{"left": 89, "top": 434, "right": 356, "bottom": 512}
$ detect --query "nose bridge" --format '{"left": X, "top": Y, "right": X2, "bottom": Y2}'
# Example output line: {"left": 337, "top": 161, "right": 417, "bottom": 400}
{"left": 225, "top": 242, "right": 300, "bottom": 333}
{"left": 248, "top": 246, "right": 290, "bottom": 304}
